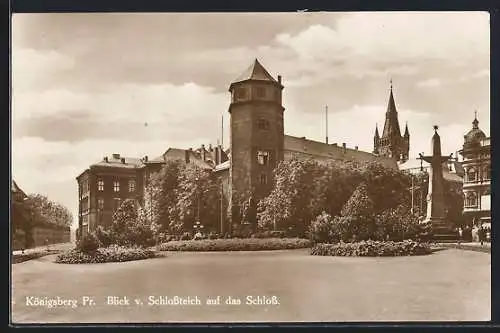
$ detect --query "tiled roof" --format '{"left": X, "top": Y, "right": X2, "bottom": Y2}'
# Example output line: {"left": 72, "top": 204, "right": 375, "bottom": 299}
{"left": 284, "top": 135, "right": 398, "bottom": 169}
{"left": 233, "top": 59, "right": 277, "bottom": 84}
{"left": 92, "top": 155, "right": 145, "bottom": 169}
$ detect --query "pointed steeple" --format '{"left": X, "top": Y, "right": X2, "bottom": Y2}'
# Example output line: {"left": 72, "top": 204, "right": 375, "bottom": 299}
{"left": 472, "top": 110, "right": 479, "bottom": 129}
{"left": 374, "top": 123, "right": 380, "bottom": 139}
{"left": 404, "top": 121, "right": 410, "bottom": 137}
{"left": 382, "top": 79, "right": 402, "bottom": 138}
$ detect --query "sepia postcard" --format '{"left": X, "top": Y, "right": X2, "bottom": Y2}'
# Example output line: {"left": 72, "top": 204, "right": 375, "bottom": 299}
{"left": 10, "top": 11, "right": 491, "bottom": 324}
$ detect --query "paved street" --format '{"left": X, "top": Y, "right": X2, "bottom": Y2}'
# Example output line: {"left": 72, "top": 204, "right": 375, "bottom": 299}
{"left": 11, "top": 248, "right": 490, "bottom": 323}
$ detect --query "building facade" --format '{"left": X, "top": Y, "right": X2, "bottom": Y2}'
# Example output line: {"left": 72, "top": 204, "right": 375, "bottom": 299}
{"left": 77, "top": 59, "right": 398, "bottom": 235}
{"left": 373, "top": 82, "right": 410, "bottom": 163}
{"left": 458, "top": 115, "right": 491, "bottom": 228}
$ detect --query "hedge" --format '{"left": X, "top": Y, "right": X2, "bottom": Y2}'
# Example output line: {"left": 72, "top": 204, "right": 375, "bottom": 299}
{"left": 157, "top": 237, "right": 311, "bottom": 252}
{"left": 311, "top": 240, "right": 432, "bottom": 257}
{"left": 55, "top": 245, "right": 160, "bottom": 264}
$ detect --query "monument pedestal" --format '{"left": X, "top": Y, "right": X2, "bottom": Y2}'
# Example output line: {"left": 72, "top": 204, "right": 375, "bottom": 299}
{"left": 424, "top": 218, "right": 457, "bottom": 242}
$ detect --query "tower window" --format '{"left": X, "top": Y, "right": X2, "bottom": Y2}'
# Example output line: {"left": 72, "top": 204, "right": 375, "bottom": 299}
{"left": 257, "top": 151, "right": 270, "bottom": 166}
{"left": 255, "top": 86, "right": 266, "bottom": 99}
{"left": 235, "top": 87, "right": 247, "bottom": 100}
{"left": 260, "top": 173, "right": 268, "bottom": 185}
{"left": 258, "top": 118, "right": 270, "bottom": 130}
{"left": 98, "top": 179, "right": 104, "bottom": 191}
{"left": 113, "top": 181, "right": 120, "bottom": 192}
{"left": 129, "top": 179, "right": 136, "bottom": 192}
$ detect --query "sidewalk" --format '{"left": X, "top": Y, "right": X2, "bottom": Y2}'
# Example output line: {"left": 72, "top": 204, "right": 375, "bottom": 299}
{"left": 436, "top": 242, "right": 490, "bottom": 253}
{"left": 12, "top": 242, "right": 74, "bottom": 256}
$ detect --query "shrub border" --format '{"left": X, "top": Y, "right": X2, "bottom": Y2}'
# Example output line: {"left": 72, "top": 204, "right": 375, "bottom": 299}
{"left": 157, "top": 237, "right": 311, "bottom": 252}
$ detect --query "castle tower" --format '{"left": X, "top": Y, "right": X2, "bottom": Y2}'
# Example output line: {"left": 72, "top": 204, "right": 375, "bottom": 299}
{"left": 228, "top": 59, "right": 285, "bottom": 228}
{"left": 373, "top": 80, "right": 410, "bottom": 162}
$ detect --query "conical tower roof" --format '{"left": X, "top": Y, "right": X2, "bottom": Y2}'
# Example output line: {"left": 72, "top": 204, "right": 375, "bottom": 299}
{"left": 232, "top": 58, "right": 277, "bottom": 84}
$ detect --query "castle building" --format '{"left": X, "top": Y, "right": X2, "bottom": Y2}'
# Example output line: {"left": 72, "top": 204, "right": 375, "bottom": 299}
{"left": 373, "top": 81, "right": 410, "bottom": 163}
{"left": 458, "top": 114, "right": 491, "bottom": 228}
{"left": 77, "top": 59, "right": 397, "bottom": 235}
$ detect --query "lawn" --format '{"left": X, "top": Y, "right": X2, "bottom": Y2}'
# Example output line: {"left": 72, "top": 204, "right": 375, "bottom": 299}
{"left": 11, "top": 248, "right": 490, "bottom": 323}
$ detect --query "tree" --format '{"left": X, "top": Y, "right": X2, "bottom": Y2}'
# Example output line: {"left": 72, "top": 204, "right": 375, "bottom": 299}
{"left": 144, "top": 160, "right": 184, "bottom": 232}
{"left": 257, "top": 157, "right": 319, "bottom": 235}
{"left": 175, "top": 164, "right": 219, "bottom": 233}
{"left": 359, "top": 162, "right": 411, "bottom": 215}
{"left": 26, "top": 194, "right": 73, "bottom": 228}
{"left": 108, "top": 199, "right": 157, "bottom": 247}
{"left": 339, "top": 182, "right": 376, "bottom": 241}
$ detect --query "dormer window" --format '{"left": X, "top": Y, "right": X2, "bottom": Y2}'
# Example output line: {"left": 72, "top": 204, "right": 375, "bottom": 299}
{"left": 257, "top": 150, "right": 270, "bottom": 166}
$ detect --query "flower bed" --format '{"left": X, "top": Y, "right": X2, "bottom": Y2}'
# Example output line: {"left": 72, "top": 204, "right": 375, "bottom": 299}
{"left": 311, "top": 240, "right": 432, "bottom": 257}
{"left": 157, "top": 238, "right": 311, "bottom": 252}
{"left": 55, "top": 245, "right": 160, "bottom": 264}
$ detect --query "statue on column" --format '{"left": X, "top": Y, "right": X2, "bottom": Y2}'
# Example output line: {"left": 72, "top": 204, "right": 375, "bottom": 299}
{"left": 419, "top": 125, "right": 456, "bottom": 241}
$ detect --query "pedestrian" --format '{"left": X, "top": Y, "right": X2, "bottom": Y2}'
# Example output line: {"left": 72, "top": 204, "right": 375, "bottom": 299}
{"left": 479, "top": 226, "right": 484, "bottom": 246}
{"left": 457, "top": 227, "right": 463, "bottom": 245}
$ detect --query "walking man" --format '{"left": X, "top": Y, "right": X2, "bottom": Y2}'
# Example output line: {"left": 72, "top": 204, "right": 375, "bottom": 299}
{"left": 457, "top": 227, "right": 463, "bottom": 246}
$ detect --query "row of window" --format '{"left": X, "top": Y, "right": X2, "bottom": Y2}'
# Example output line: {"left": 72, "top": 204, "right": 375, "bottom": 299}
{"left": 465, "top": 165, "right": 491, "bottom": 183}
{"left": 97, "top": 179, "right": 136, "bottom": 193}
{"left": 464, "top": 190, "right": 491, "bottom": 208}
{"left": 234, "top": 86, "right": 277, "bottom": 101}
{"left": 97, "top": 198, "right": 122, "bottom": 211}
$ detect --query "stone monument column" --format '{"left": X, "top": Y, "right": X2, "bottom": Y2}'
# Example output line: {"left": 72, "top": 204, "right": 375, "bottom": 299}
{"left": 419, "top": 126, "right": 456, "bottom": 242}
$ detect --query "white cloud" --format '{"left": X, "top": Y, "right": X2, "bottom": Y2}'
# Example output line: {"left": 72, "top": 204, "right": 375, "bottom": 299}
{"left": 416, "top": 78, "right": 442, "bottom": 88}
{"left": 12, "top": 48, "right": 75, "bottom": 92}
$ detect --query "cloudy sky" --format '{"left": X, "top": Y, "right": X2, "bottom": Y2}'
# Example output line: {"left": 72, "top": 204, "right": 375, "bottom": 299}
{"left": 12, "top": 12, "right": 490, "bottom": 228}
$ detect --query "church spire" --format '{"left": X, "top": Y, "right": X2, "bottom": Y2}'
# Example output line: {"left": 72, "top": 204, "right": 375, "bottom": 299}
{"left": 381, "top": 79, "right": 401, "bottom": 138}
{"left": 374, "top": 123, "right": 380, "bottom": 139}
{"left": 404, "top": 121, "right": 410, "bottom": 137}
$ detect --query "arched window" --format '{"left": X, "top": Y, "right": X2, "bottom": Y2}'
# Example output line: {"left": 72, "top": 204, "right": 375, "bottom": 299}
{"left": 484, "top": 165, "right": 491, "bottom": 180}
{"left": 465, "top": 192, "right": 478, "bottom": 207}
{"left": 467, "top": 167, "right": 477, "bottom": 182}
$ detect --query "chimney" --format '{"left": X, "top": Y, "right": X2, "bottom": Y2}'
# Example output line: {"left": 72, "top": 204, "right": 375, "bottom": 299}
{"left": 144, "top": 155, "right": 148, "bottom": 162}
{"left": 185, "top": 150, "right": 190, "bottom": 164}
{"left": 342, "top": 143, "right": 347, "bottom": 153}
{"left": 355, "top": 146, "right": 358, "bottom": 150}
{"left": 209, "top": 144, "right": 213, "bottom": 152}
{"left": 278, "top": 75, "right": 282, "bottom": 85}
{"left": 121, "top": 158, "right": 126, "bottom": 164}
{"left": 104, "top": 156, "right": 109, "bottom": 163}
{"left": 112, "top": 153, "right": 120, "bottom": 159}
{"left": 201, "top": 144, "right": 206, "bottom": 161}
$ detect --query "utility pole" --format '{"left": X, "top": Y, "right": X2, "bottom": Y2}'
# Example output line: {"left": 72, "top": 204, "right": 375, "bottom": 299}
{"left": 221, "top": 114, "right": 224, "bottom": 149}
{"left": 220, "top": 178, "right": 224, "bottom": 235}
{"left": 325, "top": 105, "right": 329, "bottom": 144}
